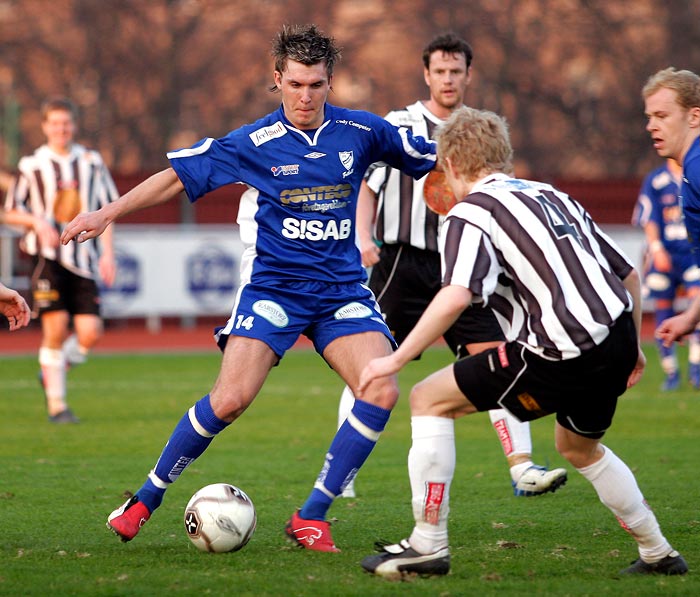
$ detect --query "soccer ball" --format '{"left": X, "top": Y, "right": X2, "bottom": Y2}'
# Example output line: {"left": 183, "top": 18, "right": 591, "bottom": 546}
{"left": 184, "top": 483, "right": 257, "bottom": 553}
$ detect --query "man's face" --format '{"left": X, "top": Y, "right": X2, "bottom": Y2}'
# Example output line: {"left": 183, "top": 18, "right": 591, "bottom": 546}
{"left": 645, "top": 87, "right": 693, "bottom": 162}
{"left": 274, "top": 59, "right": 331, "bottom": 130}
{"left": 424, "top": 50, "right": 470, "bottom": 110}
{"left": 41, "top": 109, "right": 75, "bottom": 153}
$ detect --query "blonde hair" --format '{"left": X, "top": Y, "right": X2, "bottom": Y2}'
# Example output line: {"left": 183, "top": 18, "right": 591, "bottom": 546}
{"left": 435, "top": 106, "right": 513, "bottom": 180}
{"left": 642, "top": 67, "right": 700, "bottom": 110}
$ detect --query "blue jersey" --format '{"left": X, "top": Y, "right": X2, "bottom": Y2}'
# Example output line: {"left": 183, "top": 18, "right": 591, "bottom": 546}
{"left": 167, "top": 103, "right": 436, "bottom": 285}
{"left": 681, "top": 136, "right": 700, "bottom": 264}
{"left": 632, "top": 163, "right": 689, "bottom": 256}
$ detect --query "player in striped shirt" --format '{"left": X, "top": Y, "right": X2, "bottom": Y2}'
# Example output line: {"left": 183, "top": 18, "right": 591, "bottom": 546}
{"left": 358, "top": 107, "right": 687, "bottom": 578}
{"left": 3, "top": 97, "right": 118, "bottom": 423}
{"left": 337, "top": 33, "right": 566, "bottom": 500}
{"left": 61, "top": 24, "right": 436, "bottom": 552}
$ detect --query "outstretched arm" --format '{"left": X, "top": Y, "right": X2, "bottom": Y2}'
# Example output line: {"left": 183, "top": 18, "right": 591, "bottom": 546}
{"left": 60, "top": 168, "right": 184, "bottom": 245}
{"left": 356, "top": 284, "right": 472, "bottom": 395}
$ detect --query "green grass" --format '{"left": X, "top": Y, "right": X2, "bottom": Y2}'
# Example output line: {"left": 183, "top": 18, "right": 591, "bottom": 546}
{"left": 0, "top": 344, "right": 698, "bottom": 596}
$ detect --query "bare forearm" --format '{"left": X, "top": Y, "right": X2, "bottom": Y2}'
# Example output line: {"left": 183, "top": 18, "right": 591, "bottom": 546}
{"left": 105, "top": 168, "right": 184, "bottom": 222}
{"left": 392, "top": 285, "right": 472, "bottom": 366}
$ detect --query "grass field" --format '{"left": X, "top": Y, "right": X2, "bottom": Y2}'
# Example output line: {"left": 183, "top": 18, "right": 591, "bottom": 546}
{"left": 1, "top": 343, "right": 698, "bottom": 596}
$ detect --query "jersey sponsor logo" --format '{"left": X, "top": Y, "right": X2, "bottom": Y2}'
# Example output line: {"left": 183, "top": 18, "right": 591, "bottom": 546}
{"left": 252, "top": 299, "right": 289, "bottom": 327}
{"left": 339, "top": 151, "right": 354, "bottom": 178}
{"left": 304, "top": 151, "right": 326, "bottom": 159}
{"left": 335, "top": 119, "right": 372, "bottom": 132}
{"left": 497, "top": 343, "right": 509, "bottom": 368}
{"left": 334, "top": 301, "right": 373, "bottom": 320}
{"left": 280, "top": 183, "right": 352, "bottom": 205}
{"left": 424, "top": 482, "right": 445, "bottom": 525}
{"left": 517, "top": 392, "right": 548, "bottom": 416}
{"left": 281, "top": 217, "right": 352, "bottom": 241}
{"left": 271, "top": 164, "right": 300, "bottom": 177}
{"left": 249, "top": 121, "right": 287, "bottom": 146}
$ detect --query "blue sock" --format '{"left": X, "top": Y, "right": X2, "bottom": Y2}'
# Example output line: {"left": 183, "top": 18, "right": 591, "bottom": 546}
{"left": 299, "top": 399, "right": 391, "bottom": 520}
{"left": 136, "top": 394, "right": 229, "bottom": 513}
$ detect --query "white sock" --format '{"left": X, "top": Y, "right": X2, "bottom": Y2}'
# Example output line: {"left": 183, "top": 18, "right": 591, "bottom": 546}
{"left": 407, "top": 416, "right": 455, "bottom": 554}
{"left": 337, "top": 386, "right": 355, "bottom": 429}
{"left": 577, "top": 445, "right": 673, "bottom": 562}
{"left": 63, "top": 334, "right": 88, "bottom": 366}
{"left": 337, "top": 386, "right": 357, "bottom": 495}
{"left": 39, "top": 347, "right": 68, "bottom": 416}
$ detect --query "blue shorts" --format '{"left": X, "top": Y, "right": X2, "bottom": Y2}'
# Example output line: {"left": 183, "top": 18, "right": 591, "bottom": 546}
{"left": 215, "top": 279, "right": 396, "bottom": 358}
{"left": 644, "top": 251, "right": 700, "bottom": 300}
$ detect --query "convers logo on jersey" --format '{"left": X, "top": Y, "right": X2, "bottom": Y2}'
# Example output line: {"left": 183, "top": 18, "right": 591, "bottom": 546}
{"left": 249, "top": 121, "right": 287, "bottom": 147}
{"left": 339, "top": 151, "right": 354, "bottom": 178}
{"left": 271, "top": 164, "right": 300, "bottom": 176}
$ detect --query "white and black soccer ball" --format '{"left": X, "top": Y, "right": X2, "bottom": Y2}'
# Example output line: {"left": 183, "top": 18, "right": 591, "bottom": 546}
{"left": 184, "top": 483, "right": 257, "bottom": 553}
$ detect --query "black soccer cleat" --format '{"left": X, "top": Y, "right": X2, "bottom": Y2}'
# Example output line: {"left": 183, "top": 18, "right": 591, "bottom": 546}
{"left": 361, "top": 539, "right": 450, "bottom": 579}
{"left": 620, "top": 552, "right": 688, "bottom": 576}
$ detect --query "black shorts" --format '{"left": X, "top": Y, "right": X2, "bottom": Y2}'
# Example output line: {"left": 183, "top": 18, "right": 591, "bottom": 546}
{"left": 369, "top": 243, "right": 504, "bottom": 356}
{"left": 31, "top": 257, "right": 101, "bottom": 317}
{"left": 452, "top": 312, "right": 638, "bottom": 439}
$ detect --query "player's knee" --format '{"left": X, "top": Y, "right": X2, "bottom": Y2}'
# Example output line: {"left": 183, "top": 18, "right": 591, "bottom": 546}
{"left": 409, "top": 381, "right": 441, "bottom": 416}
{"left": 361, "top": 376, "right": 399, "bottom": 410}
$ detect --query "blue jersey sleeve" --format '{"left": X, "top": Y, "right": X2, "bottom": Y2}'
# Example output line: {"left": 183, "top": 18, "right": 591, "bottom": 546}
{"left": 682, "top": 148, "right": 700, "bottom": 262}
{"left": 366, "top": 113, "right": 436, "bottom": 179}
{"left": 167, "top": 135, "right": 243, "bottom": 202}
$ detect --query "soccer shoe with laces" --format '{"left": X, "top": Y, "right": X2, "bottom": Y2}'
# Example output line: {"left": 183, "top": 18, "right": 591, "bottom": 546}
{"left": 513, "top": 465, "right": 567, "bottom": 497}
{"left": 107, "top": 495, "right": 151, "bottom": 542}
{"left": 284, "top": 509, "right": 340, "bottom": 552}
{"left": 620, "top": 552, "right": 688, "bottom": 576}
{"left": 361, "top": 539, "right": 450, "bottom": 579}
{"left": 48, "top": 408, "right": 79, "bottom": 424}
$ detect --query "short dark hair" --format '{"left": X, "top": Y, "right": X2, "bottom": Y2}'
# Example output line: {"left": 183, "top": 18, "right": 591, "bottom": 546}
{"left": 40, "top": 96, "right": 78, "bottom": 121}
{"left": 271, "top": 24, "right": 342, "bottom": 78}
{"left": 422, "top": 33, "right": 473, "bottom": 69}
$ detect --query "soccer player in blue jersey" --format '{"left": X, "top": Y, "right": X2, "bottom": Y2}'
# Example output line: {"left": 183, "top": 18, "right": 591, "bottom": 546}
{"left": 60, "top": 24, "right": 436, "bottom": 552}
{"left": 643, "top": 68, "right": 700, "bottom": 347}
{"left": 632, "top": 158, "right": 700, "bottom": 389}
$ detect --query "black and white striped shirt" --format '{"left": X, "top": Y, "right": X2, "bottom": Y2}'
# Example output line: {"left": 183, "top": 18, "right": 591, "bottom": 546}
{"left": 368, "top": 101, "right": 443, "bottom": 252}
{"left": 441, "top": 174, "right": 635, "bottom": 360}
{"left": 5, "top": 143, "right": 119, "bottom": 279}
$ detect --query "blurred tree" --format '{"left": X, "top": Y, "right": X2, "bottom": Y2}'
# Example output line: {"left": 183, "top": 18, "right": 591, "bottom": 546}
{"left": 0, "top": 0, "right": 697, "bottom": 179}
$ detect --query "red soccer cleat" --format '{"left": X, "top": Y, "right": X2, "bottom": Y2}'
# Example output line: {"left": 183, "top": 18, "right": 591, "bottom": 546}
{"left": 107, "top": 495, "right": 151, "bottom": 542}
{"left": 284, "top": 509, "right": 340, "bottom": 552}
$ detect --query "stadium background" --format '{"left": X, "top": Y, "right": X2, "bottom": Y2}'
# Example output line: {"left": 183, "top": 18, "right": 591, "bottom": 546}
{"left": 1, "top": 0, "right": 697, "bottom": 348}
